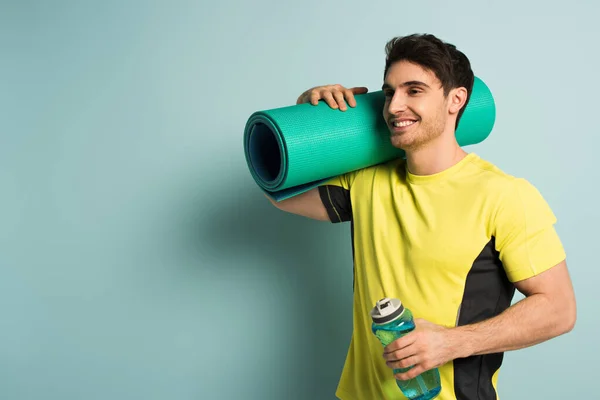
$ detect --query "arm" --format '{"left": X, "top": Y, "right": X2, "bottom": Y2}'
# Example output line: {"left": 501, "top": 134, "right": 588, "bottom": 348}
{"left": 450, "top": 259, "right": 576, "bottom": 357}
{"left": 266, "top": 83, "right": 365, "bottom": 221}
{"left": 385, "top": 260, "right": 576, "bottom": 380}
{"left": 266, "top": 188, "right": 330, "bottom": 221}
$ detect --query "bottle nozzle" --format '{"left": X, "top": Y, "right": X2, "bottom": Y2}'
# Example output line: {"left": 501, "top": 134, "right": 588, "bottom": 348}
{"left": 371, "top": 297, "right": 404, "bottom": 324}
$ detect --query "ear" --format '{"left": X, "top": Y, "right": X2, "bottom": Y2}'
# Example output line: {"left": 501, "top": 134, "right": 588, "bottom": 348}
{"left": 448, "top": 87, "right": 468, "bottom": 115}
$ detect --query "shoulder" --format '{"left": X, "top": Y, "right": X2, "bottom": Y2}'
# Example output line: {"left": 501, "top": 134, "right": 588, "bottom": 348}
{"left": 358, "top": 157, "right": 406, "bottom": 179}
{"left": 465, "top": 154, "right": 536, "bottom": 196}
{"left": 466, "top": 154, "right": 516, "bottom": 184}
{"left": 337, "top": 157, "right": 405, "bottom": 187}
{"left": 467, "top": 156, "right": 557, "bottom": 229}
{"left": 464, "top": 155, "right": 556, "bottom": 224}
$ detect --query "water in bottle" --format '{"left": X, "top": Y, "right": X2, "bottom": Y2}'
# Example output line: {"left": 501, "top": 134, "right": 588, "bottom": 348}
{"left": 370, "top": 297, "right": 441, "bottom": 400}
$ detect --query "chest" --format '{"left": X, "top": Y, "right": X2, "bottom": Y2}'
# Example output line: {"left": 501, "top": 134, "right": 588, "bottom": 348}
{"left": 352, "top": 180, "right": 496, "bottom": 275}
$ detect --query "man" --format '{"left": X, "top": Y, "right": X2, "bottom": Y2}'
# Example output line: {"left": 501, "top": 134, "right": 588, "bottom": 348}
{"left": 266, "top": 34, "right": 576, "bottom": 400}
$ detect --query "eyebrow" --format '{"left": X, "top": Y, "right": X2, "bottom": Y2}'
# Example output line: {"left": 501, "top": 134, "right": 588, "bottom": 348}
{"left": 381, "top": 81, "right": 431, "bottom": 90}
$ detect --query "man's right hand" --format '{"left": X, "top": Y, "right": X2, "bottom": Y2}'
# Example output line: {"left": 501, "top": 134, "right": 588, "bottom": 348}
{"left": 296, "top": 84, "right": 369, "bottom": 111}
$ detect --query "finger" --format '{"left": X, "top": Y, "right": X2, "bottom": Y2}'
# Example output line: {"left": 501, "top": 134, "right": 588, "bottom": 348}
{"left": 306, "top": 90, "right": 321, "bottom": 106}
{"left": 384, "top": 343, "right": 418, "bottom": 363}
{"left": 343, "top": 89, "right": 357, "bottom": 108}
{"left": 384, "top": 333, "right": 417, "bottom": 353}
{"left": 332, "top": 90, "right": 347, "bottom": 111}
{"left": 308, "top": 90, "right": 321, "bottom": 106}
{"left": 396, "top": 364, "right": 424, "bottom": 381}
{"left": 387, "top": 355, "right": 419, "bottom": 370}
{"left": 321, "top": 91, "right": 338, "bottom": 109}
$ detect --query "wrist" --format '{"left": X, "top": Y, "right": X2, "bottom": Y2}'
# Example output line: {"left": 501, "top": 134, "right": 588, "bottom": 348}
{"left": 447, "top": 326, "right": 475, "bottom": 359}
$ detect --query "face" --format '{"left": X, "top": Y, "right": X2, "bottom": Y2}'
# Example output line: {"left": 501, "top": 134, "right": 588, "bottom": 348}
{"left": 382, "top": 61, "right": 464, "bottom": 151}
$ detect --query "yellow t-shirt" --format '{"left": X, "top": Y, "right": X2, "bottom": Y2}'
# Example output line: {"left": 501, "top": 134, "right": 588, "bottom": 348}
{"left": 317, "top": 153, "right": 566, "bottom": 400}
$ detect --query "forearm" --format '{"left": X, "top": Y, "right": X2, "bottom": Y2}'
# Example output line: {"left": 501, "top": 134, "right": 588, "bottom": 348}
{"left": 450, "top": 293, "right": 575, "bottom": 358}
{"left": 264, "top": 190, "right": 330, "bottom": 221}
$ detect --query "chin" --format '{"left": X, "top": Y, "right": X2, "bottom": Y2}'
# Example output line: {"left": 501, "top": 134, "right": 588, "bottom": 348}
{"left": 389, "top": 133, "right": 416, "bottom": 150}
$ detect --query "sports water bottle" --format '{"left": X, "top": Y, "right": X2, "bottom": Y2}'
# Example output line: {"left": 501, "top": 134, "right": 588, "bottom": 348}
{"left": 370, "top": 297, "right": 441, "bottom": 400}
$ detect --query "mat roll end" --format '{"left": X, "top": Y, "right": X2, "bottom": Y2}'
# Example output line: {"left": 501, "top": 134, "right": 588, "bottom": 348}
{"left": 244, "top": 112, "right": 288, "bottom": 192}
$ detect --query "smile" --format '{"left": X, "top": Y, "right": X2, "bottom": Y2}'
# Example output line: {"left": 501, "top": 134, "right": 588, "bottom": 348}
{"left": 392, "top": 120, "right": 417, "bottom": 128}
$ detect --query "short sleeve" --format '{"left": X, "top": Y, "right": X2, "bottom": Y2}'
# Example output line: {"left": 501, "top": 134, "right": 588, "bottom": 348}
{"left": 317, "top": 170, "right": 360, "bottom": 223}
{"left": 493, "top": 178, "right": 566, "bottom": 282}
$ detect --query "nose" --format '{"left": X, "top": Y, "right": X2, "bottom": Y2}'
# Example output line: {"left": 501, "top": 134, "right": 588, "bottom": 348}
{"left": 387, "top": 91, "right": 408, "bottom": 115}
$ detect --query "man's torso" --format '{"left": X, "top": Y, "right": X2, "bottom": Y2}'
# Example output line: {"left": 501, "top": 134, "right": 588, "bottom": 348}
{"left": 321, "top": 153, "right": 522, "bottom": 400}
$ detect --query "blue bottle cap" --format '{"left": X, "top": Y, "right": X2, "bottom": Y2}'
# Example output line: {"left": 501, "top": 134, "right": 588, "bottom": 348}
{"left": 370, "top": 297, "right": 405, "bottom": 324}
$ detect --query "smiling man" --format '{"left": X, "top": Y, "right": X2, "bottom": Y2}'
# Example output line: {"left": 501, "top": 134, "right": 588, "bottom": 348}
{"left": 266, "top": 33, "right": 576, "bottom": 400}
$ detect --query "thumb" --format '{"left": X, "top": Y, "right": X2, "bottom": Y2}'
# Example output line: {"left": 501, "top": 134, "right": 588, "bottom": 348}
{"left": 351, "top": 86, "right": 369, "bottom": 95}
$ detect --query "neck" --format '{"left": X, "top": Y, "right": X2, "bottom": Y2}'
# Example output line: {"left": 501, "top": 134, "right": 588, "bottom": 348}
{"left": 405, "top": 133, "right": 468, "bottom": 176}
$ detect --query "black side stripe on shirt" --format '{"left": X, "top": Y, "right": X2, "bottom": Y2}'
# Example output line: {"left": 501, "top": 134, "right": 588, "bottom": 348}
{"left": 454, "top": 237, "right": 516, "bottom": 400}
{"left": 318, "top": 185, "right": 352, "bottom": 223}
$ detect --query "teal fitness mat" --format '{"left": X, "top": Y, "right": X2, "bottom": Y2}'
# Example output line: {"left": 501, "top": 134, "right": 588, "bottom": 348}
{"left": 244, "top": 77, "right": 495, "bottom": 201}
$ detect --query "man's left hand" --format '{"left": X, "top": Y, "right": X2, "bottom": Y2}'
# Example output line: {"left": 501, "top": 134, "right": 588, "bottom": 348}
{"left": 383, "top": 318, "right": 461, "bottom": 380}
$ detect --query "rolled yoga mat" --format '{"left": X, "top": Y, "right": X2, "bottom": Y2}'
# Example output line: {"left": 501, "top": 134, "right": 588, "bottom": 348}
{"left": 244, "top": 76, "right": 495, "bottom": 202}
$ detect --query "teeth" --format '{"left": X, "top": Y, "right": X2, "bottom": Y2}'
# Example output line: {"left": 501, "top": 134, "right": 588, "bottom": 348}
{"left": 393, "top": 120, "right": 416, "bottom": 127}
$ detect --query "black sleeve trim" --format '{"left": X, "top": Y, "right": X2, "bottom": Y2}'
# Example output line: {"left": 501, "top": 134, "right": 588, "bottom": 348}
{"left": 318, "top": 185, "right": 352, "bottom": 223}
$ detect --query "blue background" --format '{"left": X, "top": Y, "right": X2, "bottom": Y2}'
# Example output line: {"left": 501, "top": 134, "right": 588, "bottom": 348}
{"left": 1, "top": 1, "right": 597, "bottom": 399}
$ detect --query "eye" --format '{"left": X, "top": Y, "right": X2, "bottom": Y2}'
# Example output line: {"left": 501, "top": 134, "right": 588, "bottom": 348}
{"left": 384, "top": 90, "right": 394, "bottom": 98}
{"left": 408, "top": 88, "right": 422, "bottom": 95}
